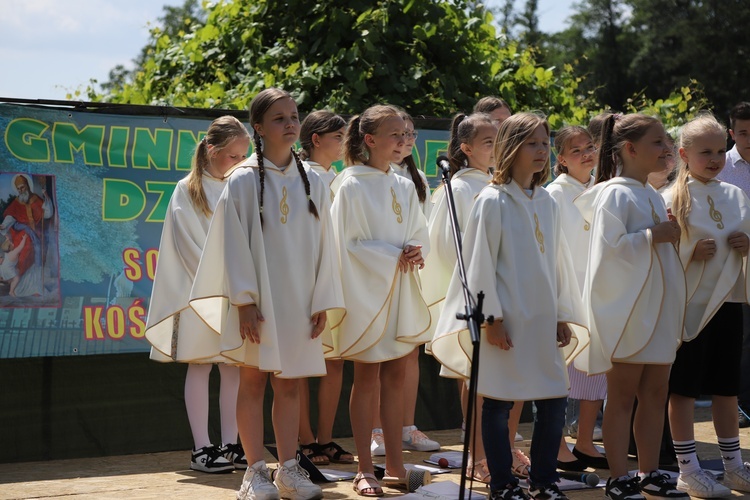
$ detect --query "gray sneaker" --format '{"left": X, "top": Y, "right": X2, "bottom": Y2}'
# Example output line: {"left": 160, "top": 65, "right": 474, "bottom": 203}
{"left": 676, "top": 469, "right": 731, "bottom": 498}
{"left": 274, "top": 459, "right": 323, "bottom": 500}
{"left": 724, "top": 463, "right": 750, "bottom": 493}
{"left": 237, "top": 462, "right": 279, "bottom": 500}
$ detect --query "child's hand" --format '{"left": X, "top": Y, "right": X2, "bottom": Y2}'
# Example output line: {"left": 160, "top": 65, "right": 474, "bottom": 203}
{"left": 311, "top": 311, "right": 327, "bottom": 339}
{"left": 651, "top": 220, "right": 681, "bottom": 244}
{"left": 238, "top": 304, "right": 264, "bottom": 343}
{"left": 486, "top": 320, "right": 512, "bottom": 350}
{"left": 399, "top": 245, "right": 424, "bottom": 273}
{"left": 557, "top": 322, "right": 572, "bottom": 347}
{"left": 728, "top": 232, "right": 750, "bottom": 256}
{"left": 692, "top": 238, "right": 717, "bottom": 261}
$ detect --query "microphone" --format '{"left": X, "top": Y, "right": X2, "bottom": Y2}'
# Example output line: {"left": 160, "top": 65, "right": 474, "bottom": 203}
{"left": 436, "top": 154, "right": 451, "bottom": 176}
{"left": 559, "top": 471, "right": 600, "bottom": 487}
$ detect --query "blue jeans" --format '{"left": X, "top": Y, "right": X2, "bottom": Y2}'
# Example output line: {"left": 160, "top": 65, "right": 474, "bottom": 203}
{"left": 482, "top": 396, "right": 567, "bottom": 491}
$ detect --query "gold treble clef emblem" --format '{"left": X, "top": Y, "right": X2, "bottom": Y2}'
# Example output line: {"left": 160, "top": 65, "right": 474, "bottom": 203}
{"left": 534, "top": 213, "right": 545, "bottom": 254}
{"left": 707, "top": 195, "right": 724, "bottom": 229}
{"left": 649, "top": 198, "right": 661, "bottom": 224}
{"left": 280, "top": 186, "right": 289, "bottom": 224}
{"left": 391, "top": 187, "right": 403, "bottom": 223}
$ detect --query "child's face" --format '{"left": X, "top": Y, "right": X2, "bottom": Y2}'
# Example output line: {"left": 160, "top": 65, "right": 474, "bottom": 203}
{"left": 513, "top": 124, "right": 550, "bottom": 177}
{"left": 558, "top": 133, "right": 596, "bottom": 178}
{"left": 628, "top": 123, "right": 672, "bottom": 175}
{"left": 313, "top": 126, "right": 346, "bottom": 166}
{"left": 402, "top": 119, "right": 417, "bottom": 160}
{"left": 680, "top": 132, "right": 727, "bottom": 183}
{"left": 209, "top": 136, "right": 250, "bottom": 174}
{"left": 365, "top": 115, "right": 406, "bottom": 164}
{"left": 464, "top": 123, "right": 498, "bottom": 172}
{"left": 255, "top": 97, "right": 300, "bottom": 150}
{"left": 730, "top": 119, "right": 750, "bottom": 163}
{"left": 489, "top": 106, "right": 512, "bottom": 127}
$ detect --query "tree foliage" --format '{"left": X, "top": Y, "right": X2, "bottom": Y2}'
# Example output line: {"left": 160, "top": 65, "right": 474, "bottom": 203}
{"left": 89, "top": 0, "right": 590, "bottom": 127}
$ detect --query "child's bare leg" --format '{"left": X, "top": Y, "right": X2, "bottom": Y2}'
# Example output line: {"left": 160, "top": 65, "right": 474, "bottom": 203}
{"left": 298, "top": 378, "right": 316, "bottom": 445}
{"left": 508, "top": 400, "right": 523, "bottom": 443}
{"left": 270, "top": 375, "right": 301, "bottom": 463}
{"left": 317, "top": 359, "right": 344, "bottom": 444}
{"left": 237, "top": 367, "right": 268, "bottom": 465}
{"left": 576, "top": 399, "right": 605, "bottom": 456}
{"left": 402, "top": 348, "right": 420, "bottom": 425}
{"left": 604, "top": 362, "right": 644, "bottom": 477}
{"left": 633, "top": 364, "right": 671, "bottom": 474}
{"left": 9, "top": 275, "right": 19, "bottom": 296}
{"left": 351, "top": 362, "right": 380, "bottom": 474}
{"left": 713, "top": 395, "right": 739, "bottom": 438}
{"left": 381, "top": 354, "right": 409, "bottom": 478}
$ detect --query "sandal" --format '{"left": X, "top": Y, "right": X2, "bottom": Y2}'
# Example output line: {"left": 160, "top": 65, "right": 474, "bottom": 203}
{"left": 319, "top": 441, "right": 355, "bottom": 464}
{"left": 353, "top": 472, "right": 383, "bottom": 497}
{"left": 511, "top": 448, "right": 531, "bottom": 478}
{"left": 382, "top": 468, "right": 432, "bottom": 492}
{"left": 299, "top": 442, "right": 329, "bottom": 466}
{"left": 466, "top": 457, "right": 491, "bottom": 484}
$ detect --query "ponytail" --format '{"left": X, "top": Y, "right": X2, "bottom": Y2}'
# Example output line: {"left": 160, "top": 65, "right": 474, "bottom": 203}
{"left": 670, "top": 163, "right": 692, "bottom": 238}
{"left": 595, "top": 115, "right": 618, "bottom": 184}
{"left": 402, "top": 155, "right": 427, "bottom": 203}
{"left": 448, "top": 113, "right": 468, "bottom": 178}
{"left": 187, "top": 139, "right": 212, "bottom": 217}
{"left": 343, "top": 115, "right": 365, "bottom": 166}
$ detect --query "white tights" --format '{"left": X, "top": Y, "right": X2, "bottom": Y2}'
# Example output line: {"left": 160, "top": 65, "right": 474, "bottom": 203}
{"left": 184, "top": 363, "right": 240, "bottom": 449}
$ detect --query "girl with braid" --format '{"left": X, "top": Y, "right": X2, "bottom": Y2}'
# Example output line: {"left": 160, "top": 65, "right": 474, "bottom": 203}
{"left": 296, "top": 110, "right": 355, "bottom": 466}
{"left": 146, "top": 116, "right": 249, "bottom": 474}
{"left": 329, "top": 104, "right": 431, "bottom": 496}
{"left": 190, "top": 88, "right": 344, "bottom": 500}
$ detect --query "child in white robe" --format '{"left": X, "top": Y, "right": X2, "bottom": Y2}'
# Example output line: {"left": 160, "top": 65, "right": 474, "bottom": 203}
{"left": 424, "top": 111, "right": 497, "bottom": 484}
{"left": 432, "top": 112, "right": 588, "bottom": 500}
{"left": 575, "top": 113, "right": 688, "bottom": 500}
{"left": 662, "top": 114, "right": 750, "bottom": 497}
{"left": 473, "top": 95, "right": 513, "bottom": 126}
{"left": 329, "top": 104, "right": 431, "bottom": 496}
{"left": 370, "top": 109, "right": 440, "bottom": 459}
{"left": 145, "top": 116, "right": 249, "bottom": 474}
{"left": 545, "top": 126, "right": 608, "bottom": 471}
{"left": 295, "top": 110, "right": 355, "bottom": 466}
{"left": 190, "top": 89, "right": 344, "bottom": 500}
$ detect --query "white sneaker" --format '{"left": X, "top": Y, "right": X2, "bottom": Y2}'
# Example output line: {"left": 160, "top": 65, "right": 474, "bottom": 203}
{"left": 514, "top": 432, "right": 523, "bottom": 442}
{"left": 724, "top": 463, "right": 750, "bottom": 493}
{"left": 237, "top": 462, "right": 279, "bottom": 500}
{"left": 371, "top": 429, "right": 385, "bottom": 456}
{"left": 676, "top": 469, "right": 731, "bottom": 498}
{"left": 402, "top": 425, "right": 440, "bottom": 452}
{"left": 274, "top": 459, "right": 323, "bottom": 500}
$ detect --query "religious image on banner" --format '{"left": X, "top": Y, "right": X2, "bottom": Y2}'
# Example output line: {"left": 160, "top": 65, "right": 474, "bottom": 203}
{"left": 0, "top": 173, "right": 61, "bottom": 307}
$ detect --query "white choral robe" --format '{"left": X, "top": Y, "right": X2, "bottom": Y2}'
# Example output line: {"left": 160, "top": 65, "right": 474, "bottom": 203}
{"left": 431, "top": 181, "right": 589, "bottom": 400}
{"left": 391, "top": 162, "right": 433, "bottom": 219}
{"left": 146, "top": 174, "right": 233, "bottom": 363}
{"left": 575, "top": 177, "right": 686, "bottom": 375}
{"left": 304, "top": 161, "right": 336, "bottom": 198}
{"left": 330, "top": 165, "right": 431, "bottom": 362}
{"left": 662, "top": 178, "right": 750, "bottom": 341}
{"left": 190, "top": 155, "right": 345, "bottom": 378}
{"left": 545, "top": 174, "right": 594, "bottom": 290}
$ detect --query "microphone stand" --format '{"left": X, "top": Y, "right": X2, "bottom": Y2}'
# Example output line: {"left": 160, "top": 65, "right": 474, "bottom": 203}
{"left": 438, "top": 163, "right": 493, "bottom": 500}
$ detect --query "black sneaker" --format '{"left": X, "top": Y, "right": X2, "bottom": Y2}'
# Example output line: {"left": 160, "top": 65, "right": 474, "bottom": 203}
{"left": 222, "top": 442, "right": 248, "bottom": 469}
{"left": 739, "top": 405, "right": 750, "bottom": 429}
{"left": 528, "top": 482, "right": 569, "bottom": 499}
{"left": 605, "top": 476, "right": 645, "bottom": 500}
{"left": 490, "top": 483, "right": 530, "bottom": 500}
{"left": 190, "top": 444, "right": 235, "bottom": 473}
{"left": 638, "top": 471, "right": 689, "bottom": 498}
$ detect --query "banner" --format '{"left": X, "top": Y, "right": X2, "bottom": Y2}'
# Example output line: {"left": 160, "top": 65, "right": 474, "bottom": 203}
{"left": 0, "top": 103, "right": 450, "bottom": 358}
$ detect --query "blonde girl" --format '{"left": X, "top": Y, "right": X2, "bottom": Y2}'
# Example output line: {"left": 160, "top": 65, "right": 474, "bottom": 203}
{"left": 546, "top": 126, "right": 608, "bottom": 471}
{"left": 423, "top": 111, "right": 497, "bottom": 484}
{"left": 330, "top": 104, "right": 431, "bottom": 496}
{"left": 295, "top": 110, "right": 354, "bottom": 466}
{"left": 369, "top": 110, "right": 438, "bottom": 460}
{"left": 432, "top": 112, "right": 587, "bottom": 500}
{"left": 190, "top": 88, "right": 344, "bottom": 500}
{"left": 146, "top": 116, "right": 249, "bottom": 474}
{"left": 575, "top": 113, "right": 687, "bottom": 500}
{"left": 663, "top": 114, "right": 750, "bottom": 497}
